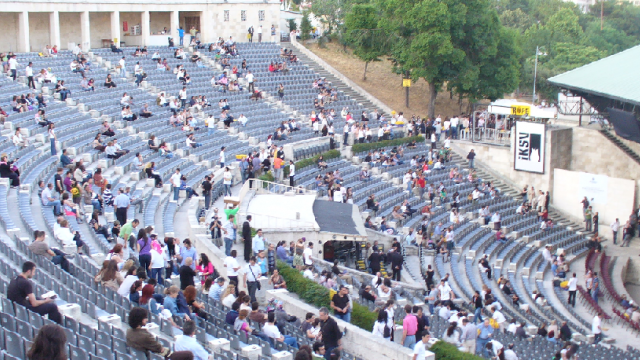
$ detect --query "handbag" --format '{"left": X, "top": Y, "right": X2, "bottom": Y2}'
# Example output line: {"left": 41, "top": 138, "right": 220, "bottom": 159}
{"left": 249, "top": 265, "right": 261, "bottom": 290}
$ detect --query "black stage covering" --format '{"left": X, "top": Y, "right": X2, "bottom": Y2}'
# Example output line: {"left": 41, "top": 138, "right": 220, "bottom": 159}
{"left": 607, "top": 107, "right": 640, "bottom": 143}
{"left": 312, "top": 200, "right": 359, "bottom": 235}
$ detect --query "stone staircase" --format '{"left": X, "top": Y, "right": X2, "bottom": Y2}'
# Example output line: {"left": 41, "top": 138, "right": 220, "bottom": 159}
{"left": 600, "top": 129, "right": 640, "bottom": 165}
{"left": 288, "top": 46, "right": 390, "bottom": 118}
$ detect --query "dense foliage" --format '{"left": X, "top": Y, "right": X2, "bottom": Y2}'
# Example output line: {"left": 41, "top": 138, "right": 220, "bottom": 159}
{"left": 276, "top": 261, "right": 377, "bottom": 331}
{"left": 352, "top": 135, "right": 424, "bottom": 154}
{"left": 429, "top": 341, "right": 486, "bottom": 360}
{"left": 283, "top": 149, "right": 341, "bottom": 178}
{"left": 318, "top": 0, "right": 640, "bottom": 112}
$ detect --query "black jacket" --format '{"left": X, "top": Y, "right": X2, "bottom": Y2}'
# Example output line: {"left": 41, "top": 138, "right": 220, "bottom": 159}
{"left": 390, "top": 251, "right": 403, "bottom": 270}
{"left": 242, "top": 221, "right": 252, "bottom": 241}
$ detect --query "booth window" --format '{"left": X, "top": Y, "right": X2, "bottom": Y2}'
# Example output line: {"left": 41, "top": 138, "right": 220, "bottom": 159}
{"left": 224, "top": 10, "right": 230, "bottom": 22}
{"left": 241, "top": 10, "right": 247, "bottom": 21}
{"left": 259, "top": 10, "right": 265, "bottom": 21}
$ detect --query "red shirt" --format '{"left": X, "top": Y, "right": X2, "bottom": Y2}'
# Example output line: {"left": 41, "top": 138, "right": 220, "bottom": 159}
{"left": 417, "top": 177, "right": 426, "bottom": 188}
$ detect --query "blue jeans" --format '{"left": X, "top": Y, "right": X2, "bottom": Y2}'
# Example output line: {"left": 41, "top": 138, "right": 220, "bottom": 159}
{"left": 50, "top": 138, "right": 56, "bottom": 155}
{"left": 282, "top": 335, "right": 298, "bottom": 348}
{"left": 173, "top": 187, "right": 179, "bottom": 201}
{"left": 477, "top": 338, "right": 489, "bottom": 357}
{"left": 469, "top": 159, "right": 474, "bottom": 168}
{"left": 403, "top": 335, "right": 416, "bottom": 349}
{"left": 120, "top": 67, "right": 126, "bottom": 78}
{"left": 45, "top": 200, "right": 61, "bottom": 215}
{"left": 335, "top": 312, "right": 351, "bottom": 323}
{"left": 224, "top": 237, "right": 233, "bottom": 256}
{"left": 224, "top": 184, "right": 232, "bottom": 197}
{"left": 429, "top": 303, "right": 434, "bottom": 316}
{"left": 92, "top": 199, "right": 102, "bottom": 211}
{"left": 151, "top": 268, "right": 163, "bottom": 285}
{"left": 474, "top": 307, "right": 483, "bottom": 324}
{"left": 592, "top": 288, "right": 599, "bottom": 304}
{"left": 208, "top": 128, "right": 216, "bottom": 135}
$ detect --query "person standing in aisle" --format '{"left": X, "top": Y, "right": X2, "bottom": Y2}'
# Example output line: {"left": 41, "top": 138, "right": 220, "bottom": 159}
{"left": 289, "top": 160, "right": 295, "bottom": 187}
{"left": 178, "top": 27, "right": 185, "bottom": 46}
{"left": 567, "top": 273, "right": 577, "bottom": 307}
{"left": 219, "top": 146, "right": 226, "bottom": 168}
{"left": 611, "top": 218, "right": 620, "bottom": 245}
{"left": 242, "top": 215, "right": 252, "bottom": 262}
{"left": 26, "top": 62, "right": 35, "bottom": 89}
{"left": 257, "top": 25, "right": 263, "bottom": 42}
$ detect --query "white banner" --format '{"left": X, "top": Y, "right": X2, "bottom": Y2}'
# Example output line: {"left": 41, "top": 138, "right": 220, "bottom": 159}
{"left": 514, "top": 121, "right": 546, "bottom": 173}
{"left": 578, "top": 172, "right": 608, "bottom": 204}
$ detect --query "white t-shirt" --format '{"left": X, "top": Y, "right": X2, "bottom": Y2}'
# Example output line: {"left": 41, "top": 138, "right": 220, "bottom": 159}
{"left": 489, "top": 340, "right": 503, "bottom": 355}
{"left": 220, "top": 150, "right": 225, "bottom": 164}
{"left": 118, "top": 275, "right": 138, "bottom": 296}
{"left": 303, "top": 269, "right": 314, "bottom": 280}
{"left": 492, "top": 310, "right": 506, "bottom": 324}
{"left": 439, "top": 283, "right": 452, "bottom": 301}
{"left": 223, "top": 171, "right": 232, "bottom": 185}
{"left": 262, "top": 323, "right": 281, "bottom": 340}
{"left": 246, "top": 73, "right": 254, "bottom": 83}
{"left": 289, "top": 164, "right": 295, "bottom": 177}
{"left": 303, "top": 247, "right": 313, "bottom": 265}
{"left": 170, "top": 172, "right": 181, "bottom": 187}
{"left": 592, "top": 315, "right": 601, "bottom": 334}
{"left": 119, "top": 59, "right": 125, "bottom": 68}
{"left": 412, "top": 341, "right": 427, "bottom": 360}
{"left": 224, "top": 256, "right": 240, "bottom": 276}
{"left": 9, "top": 58, "right": 17, "bottom": 70}
{"left": 25, "top": 66, "right": 33, "bottom": 77}
{"left": 151, "top": 248, "right": 165, "bottom": 269}
{"left": 244, "top": 263, "right": 262, "bottom": 282}
{"left": 179, "top": 90, "right": 187, "bottom": 100}
{"left": 568, "top": 277, "right": 577, "bottom": 291}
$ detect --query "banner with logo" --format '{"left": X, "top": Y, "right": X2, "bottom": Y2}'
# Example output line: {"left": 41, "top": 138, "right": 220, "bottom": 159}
{"left": 578, "top": 172, "right": 608, "bottom": 204}
{"left": 514, "top": 121, "right": 545, "bottom": 173}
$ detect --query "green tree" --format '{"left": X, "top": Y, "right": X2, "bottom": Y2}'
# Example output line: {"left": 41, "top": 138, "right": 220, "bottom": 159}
{"left": 546, "top": 8, "right": 583, "bottom": 43}
{"left": 582, "top": 21, "right": 636, "bottom": 55}
{"left": 300, "top": 12, "right": 312, "bottom": 41}
{"left": 288, "top": 19, "right": 297, "bottom": 32}
{"left": 499, "top": 8, "right": 533, "bottom": 33}
{"left": 379, "top": 0, "right": 520, "bottom": 118}
{"left": 311, "top": 0, "right": 351, "bottom": 35}
{"left": 344, "top": 4, "right": 389, "bottom": 80}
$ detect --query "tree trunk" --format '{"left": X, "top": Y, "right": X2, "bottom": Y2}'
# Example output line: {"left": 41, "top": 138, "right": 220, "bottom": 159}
{"left": 428, "top": 82, "right": 437, "bottom": 119}
{"left": 363, "top": 62, "right": 369, "bottom": 81}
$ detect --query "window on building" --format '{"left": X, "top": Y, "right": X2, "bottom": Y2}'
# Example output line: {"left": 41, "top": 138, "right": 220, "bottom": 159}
{"left": 224, "top": 10, "right": 230, "bottom": 22}
{"left": 241, "top": 10, "right": 247, "bottom": 21}
{"left": 185, "top": 17, "right": 200, "bottom": 33}
{"left": 259, "top": 10, "right": 265, "bottom": 21}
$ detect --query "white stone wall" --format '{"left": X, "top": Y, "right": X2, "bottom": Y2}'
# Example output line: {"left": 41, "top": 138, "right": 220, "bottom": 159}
{"left": 0, "top": 13, "right": 19, "bottom": 52}
{"left": 28, "top": 12, "right": 50, "bottom": 52}
{"left": 89, "top": 12, "right": 112, "bottom": 50}
{"left": 60, "top": 12, "right": 82, "bottom": 50}
{"left": 0, "top": 0, "right": 281, "bottom": 52}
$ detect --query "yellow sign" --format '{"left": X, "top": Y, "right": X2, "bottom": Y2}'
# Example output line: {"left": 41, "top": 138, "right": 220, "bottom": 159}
{"left": 403, "top": 79, "right": 411, "bottom": 87}
{"left": 511, "top": 105, "right": 531, "bottom": 116}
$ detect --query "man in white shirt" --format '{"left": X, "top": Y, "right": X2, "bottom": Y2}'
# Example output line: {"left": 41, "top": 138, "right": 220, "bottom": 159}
{"left": 246, "top": 71, "right": 255, "bottom": 92}
{"left": 41, "top": 183, "right": 62, "bottom": 216}
{"left": 491, "top": 306, "right": 506, "bottom": 332}
{"left": 438, "top": 303, "right": 451, "bottom": 321}
{"left": 118, "top": 56, "right": 126, "bottom": 78}
{"left": 73, "top": 44, "right": 82, "bottom": 56}
{"left": 222, "top": 216, "right": 237, "bottom": 257}
{"left": 263, "top": 312, "right": 298, "bottom": 347}
{"left": 486, "top": 339, "right": 503, "bottom": 357}
{"left": 9, "top": 55, "right": 18, "bottom": 81}
{"left": 303, "top": 242, "right": 313, "bottom": 266}
{"left": 243, "top": 256, "right": 262, "bottom": 302}
{"left": 238, "top": 114, "right": 248, "bottom": 127}
{"left": 219, "top": 146, "right": 226, "bottom": 168}
{"left": 257, "top": 25, "right": 263, "bottom": 42}
{"left": 170, "top": 168, "right": 182, "bottom": 201}
{"left": 567, "top": 273, "right": 577, "bottom": 307}
{"left": 503, "top": 343, "right": 519, "bottom": 360}
{"left": 118, "top": 268, "right": 143, "bottom": 296}
{"left": 611, "top": 218, "right": 620, "bottom": 245}
{"left": 25, "top": 62, "right": 34, "bottom": 89}
{"left": 252, "top": 229, "right": 265, "bottom": 255}
{"left": 412, "top": 332, "right": 431, "bottom": 360}
{"left": 592, "top": 313, "right": 603, "bottom": 344}
{"left": 438, "top": 279, "right": 453, "bottom": 304}
{"left": 542, "top": 244, "right": 553, "bottom": 264}
{"left": 174, "top": 321, "right": 209, "bottom": 360}
{"left": 178, "top": 87, "right": 187, "bottom": 109}
{"left": 289, "top": 160, "right": 295, "bottom": 187}
{"left": 303, "top": 266, "right": 315, "bottom": 280}
{"left": 224, "top": 249, "right": 240, "bottom": 294}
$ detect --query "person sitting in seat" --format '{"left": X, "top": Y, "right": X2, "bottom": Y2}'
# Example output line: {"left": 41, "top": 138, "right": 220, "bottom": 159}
{"left": 7, "top": 261, "right": 63, "bottom": 324}
{"left": 29, "top": 230, "right": 70, "bottom": 272}
{"left": 139, "top": 103, "right": 153, "bottom": 118}
{"left": 104, "top": 74, "right": 116, "bottom": 88}
{"left": 126, "top": 307, "right": 194, "bottom": 360}
{"left": 111, "top": 42, "right": 123, "bottom": 53}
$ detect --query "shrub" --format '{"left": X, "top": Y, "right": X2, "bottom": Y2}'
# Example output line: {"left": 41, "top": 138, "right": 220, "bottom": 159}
{"left": 277, "top": 261, "right": 330, "bottom": 309}
{"left": 276, "top": 261, "right": 377, "bottom": 332}
{"left": 428, "top": 340, "right": 485, "bottom": 360}
{"left": 283, "top": 149, "right": 341, "bottom": 178}
{"left": 352, "top": 135, "right": 425, "bottom": 155}
{"left": 258, "top": 171, "right": 275, "bottom": 182}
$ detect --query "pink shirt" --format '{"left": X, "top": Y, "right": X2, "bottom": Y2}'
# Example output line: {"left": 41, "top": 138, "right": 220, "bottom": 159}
{"left": 403, "top": 314, "right": 418, "bottom": 336}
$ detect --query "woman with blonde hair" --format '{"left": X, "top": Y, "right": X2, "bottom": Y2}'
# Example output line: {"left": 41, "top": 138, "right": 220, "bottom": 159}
{"left": 221, "top": 283, "right": 237, "bottom": 308}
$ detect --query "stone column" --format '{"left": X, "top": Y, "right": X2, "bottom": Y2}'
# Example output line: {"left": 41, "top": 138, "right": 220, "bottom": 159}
{"left": 81, "top": 11, "right": 91, "bottom": 51}
{"left": 141, "top": 11, "right": 150, "bottom": 46}
{"left": 18, "top": 11, "right": 30, "bottom": 53}
{"left": 170, "top": 10, "right": 179, "bottom": 41}
{"left": 199, "top": 10, "right": 212, "bottom": 44}
{"left": 110, "top": 11, "right": 121, "bottom": 47}
{"left": 49, "top": 11, "right": 61, "bottom": 49}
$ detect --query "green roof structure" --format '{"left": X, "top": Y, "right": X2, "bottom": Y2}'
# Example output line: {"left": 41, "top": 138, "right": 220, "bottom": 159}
{"left": 548, "top": 45, "right": 640, "bottom": 106}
